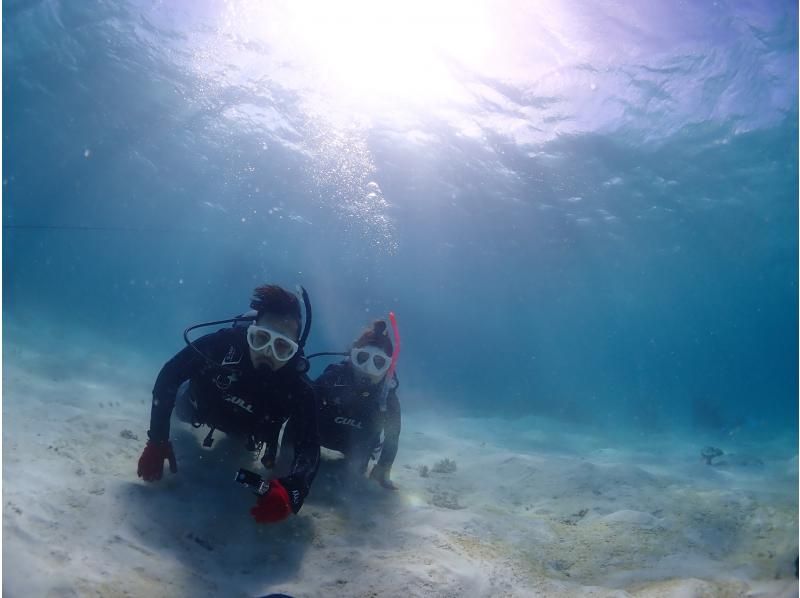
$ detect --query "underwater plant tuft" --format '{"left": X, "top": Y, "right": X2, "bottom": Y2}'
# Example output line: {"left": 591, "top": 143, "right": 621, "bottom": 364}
{"left": 432, "top": 458, "right": 457, "bottom": 474}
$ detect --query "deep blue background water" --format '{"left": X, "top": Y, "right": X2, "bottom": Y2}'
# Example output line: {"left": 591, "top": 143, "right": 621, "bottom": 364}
{"left": 4, "top": 1, "right": 798, "bottom": 444}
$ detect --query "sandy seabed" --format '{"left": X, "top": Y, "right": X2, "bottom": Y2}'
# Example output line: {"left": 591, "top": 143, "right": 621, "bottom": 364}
{"left": 3, "top": 343, "right": 798, "bottom": 598}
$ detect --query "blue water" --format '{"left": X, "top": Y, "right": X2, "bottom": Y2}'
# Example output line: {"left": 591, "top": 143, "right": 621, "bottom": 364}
{"left": 4, "top": 0, "right": 797, "bottom": 447}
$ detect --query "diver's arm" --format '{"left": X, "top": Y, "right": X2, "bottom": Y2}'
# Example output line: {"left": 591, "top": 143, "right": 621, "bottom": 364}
{"left": 148, "top": 332, "right": 219, "bottom": 441}
{"left": 278, "top": 380, "right": 320, "bottom": 513}
{"left": 377, "top": 388, "right": 401, "bottom": 469}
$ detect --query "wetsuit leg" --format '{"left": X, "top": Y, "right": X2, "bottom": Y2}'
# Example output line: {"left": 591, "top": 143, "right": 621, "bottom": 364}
{"left": 173, "top": 380, "right": 200, "bottom": 424}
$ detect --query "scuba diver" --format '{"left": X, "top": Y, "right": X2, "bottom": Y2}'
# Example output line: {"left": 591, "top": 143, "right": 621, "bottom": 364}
{"left": 136, "top": 284, "right": 320, "bottom": 524}
{"left": 302, "top": 315, "right": 402, "bottom": 490}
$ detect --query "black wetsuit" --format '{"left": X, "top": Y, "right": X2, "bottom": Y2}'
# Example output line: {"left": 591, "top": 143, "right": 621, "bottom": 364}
{"left": 313, "top": 361, "right": 401, "bottom": 474}
{"left": 148, "top": 326, "right": 319, "bottom": 513}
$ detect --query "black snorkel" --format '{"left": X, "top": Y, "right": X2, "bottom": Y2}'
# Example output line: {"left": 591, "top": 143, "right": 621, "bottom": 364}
{"left": 298, "top": 285, "right": 312, "bottom": 348}
{"left": 294, "top": 285, "right": 312, "bottom": 373}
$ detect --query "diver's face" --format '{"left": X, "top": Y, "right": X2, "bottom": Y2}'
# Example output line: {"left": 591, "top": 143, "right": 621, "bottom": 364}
{"left": 248, "top": 313, "right": 299, "bottom": 371}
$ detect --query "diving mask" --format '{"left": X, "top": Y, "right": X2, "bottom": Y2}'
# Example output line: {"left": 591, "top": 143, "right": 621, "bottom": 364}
{"left": 350, "top": 346, "right": 391, "bottom": 377}
{"left": 247, "top": 325, "right": 299, "bottom": 362}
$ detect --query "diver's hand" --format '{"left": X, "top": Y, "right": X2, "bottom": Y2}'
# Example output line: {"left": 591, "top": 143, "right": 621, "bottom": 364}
{"left": 250, "top": 479, "right": 291, "bottom": 523}
{"left": 137, "top": 440, "right": 178, "bottom": 481}
{"left": 369, "top": 464, "right": 398, "bottom": 490}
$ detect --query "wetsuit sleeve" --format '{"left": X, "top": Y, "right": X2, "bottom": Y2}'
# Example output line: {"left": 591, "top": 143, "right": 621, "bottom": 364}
{"left": 377, "top": 388, "right": 401, "bottom": 469}
{"left": 148, "top": 333, "right": 218, "bottom": 442}
{"left": 278, "top": 379, "right": 320, "bottom": 514}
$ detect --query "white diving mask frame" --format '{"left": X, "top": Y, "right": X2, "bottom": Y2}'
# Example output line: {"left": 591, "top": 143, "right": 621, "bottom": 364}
{"left": 350, "top": 346, "right": 392, "bottom": 377}
{"left": 247, "top": 324, "right": 299, "bottom": 362}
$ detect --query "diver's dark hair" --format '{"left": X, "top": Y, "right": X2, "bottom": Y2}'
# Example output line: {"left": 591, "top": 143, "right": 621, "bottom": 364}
{"left": 353, "top": 319, "right": 393, "bottom": 356}
{"left": 250, "top": 284, "right": 301, "bottom": 336}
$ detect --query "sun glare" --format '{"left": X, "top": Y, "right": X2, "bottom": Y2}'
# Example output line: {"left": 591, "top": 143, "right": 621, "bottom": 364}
{"left": 219, "top": 0, "right": 494, "bottom": 114}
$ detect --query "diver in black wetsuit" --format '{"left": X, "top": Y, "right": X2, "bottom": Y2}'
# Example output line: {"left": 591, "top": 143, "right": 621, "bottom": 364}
{"left": 137, "top": 284, "right": 320, "bottom": 523}
{"left": 312, "top": 318, "right": 402, "bottom": 489}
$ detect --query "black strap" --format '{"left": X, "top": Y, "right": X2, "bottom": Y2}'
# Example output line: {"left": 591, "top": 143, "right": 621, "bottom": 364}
{"left": 203, "top": 426, "right": 216, "bottom": 447}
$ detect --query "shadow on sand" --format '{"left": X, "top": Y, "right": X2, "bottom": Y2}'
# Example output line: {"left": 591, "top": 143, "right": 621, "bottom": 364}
{"left": 121, "top": 428, "right": 314, "bottom": 596}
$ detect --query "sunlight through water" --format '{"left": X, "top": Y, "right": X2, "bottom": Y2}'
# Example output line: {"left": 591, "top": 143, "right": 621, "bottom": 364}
{"left": 212, "top": 0, "right": 494, "bottom": 120}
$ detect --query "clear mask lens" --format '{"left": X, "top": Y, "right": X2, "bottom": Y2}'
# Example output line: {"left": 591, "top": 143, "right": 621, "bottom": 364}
{"left": 272, "top": 337, "right": 295, "bottom": 360}
{"left": 249, "top": 329, "right": 271, "bottom": 351}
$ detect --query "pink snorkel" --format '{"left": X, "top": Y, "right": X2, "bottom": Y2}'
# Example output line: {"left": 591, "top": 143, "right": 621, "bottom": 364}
{"left": 379, "top": 312, "right": 401, "bottom": 409}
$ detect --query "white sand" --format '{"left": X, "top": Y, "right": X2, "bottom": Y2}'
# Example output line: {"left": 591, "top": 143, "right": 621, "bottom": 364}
{"left": 3, "top": 339, "right": 798, "bottom": 597}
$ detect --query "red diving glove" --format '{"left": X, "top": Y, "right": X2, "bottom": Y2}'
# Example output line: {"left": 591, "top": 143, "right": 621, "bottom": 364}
{"left": 137, "top": 440, "right": 178, "bottom": 481}
{"left": 250, "top": 479, "right": 291, "bottom": 524}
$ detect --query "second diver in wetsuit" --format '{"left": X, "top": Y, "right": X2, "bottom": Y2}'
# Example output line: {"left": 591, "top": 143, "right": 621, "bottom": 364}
{"left": 313, "top": 318, "right": 402, "bottom": 490}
